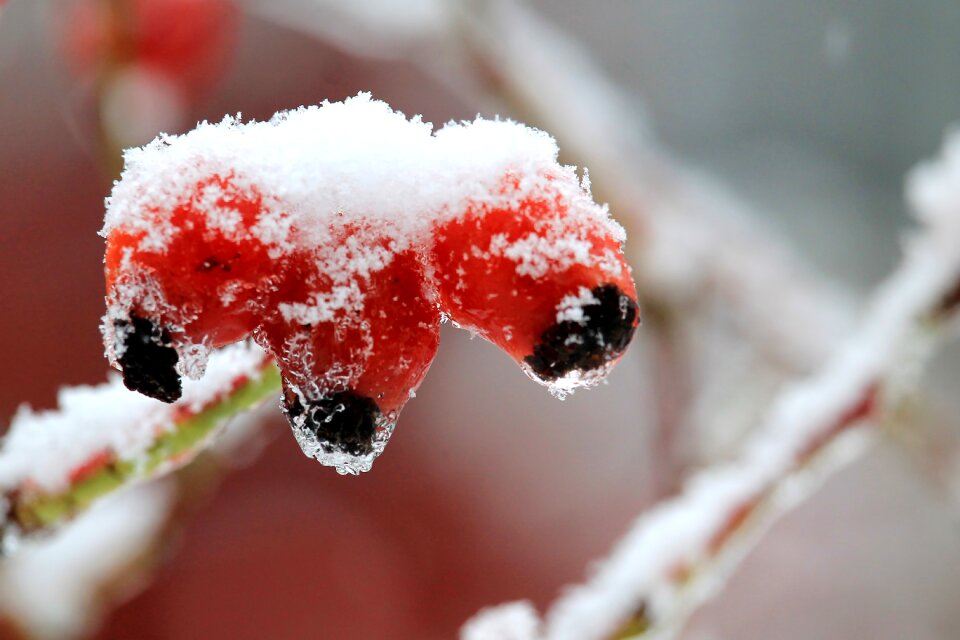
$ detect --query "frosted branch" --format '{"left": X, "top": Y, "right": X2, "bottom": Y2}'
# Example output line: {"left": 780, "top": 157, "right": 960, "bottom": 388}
{"left": 462, "top": 602, "right": 542, "bottom": 640}
{"left": 0, "top": 482, "right": 176, "bottom": 638}
{"left": 0, "top": 343, "right": 279, "bottom": 542}
{"left": 448, "top": 0, "right": 854, "bottom": 374}
{"left": 461, "top": 131, "right": 960, "bottom": 639}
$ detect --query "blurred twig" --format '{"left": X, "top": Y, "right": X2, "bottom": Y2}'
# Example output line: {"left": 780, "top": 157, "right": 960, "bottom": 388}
{"left": 643, "top": 301, "right": 692, "bottom": 501}
{"left": 0, "top": 481, "right": 176, "bottom": 639}
{"left": 0, "top": 346, "right": 279, "bottom": 542}
{"left": 462, "top": 130, "right": 960, "bottom": 638}
{"left": 447, "top": 0, "right": 853, "bottom": 374}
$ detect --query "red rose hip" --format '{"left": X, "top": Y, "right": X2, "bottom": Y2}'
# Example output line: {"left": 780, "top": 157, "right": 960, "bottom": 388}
{"left": 104, "top": 176, "right": 441, "bottom": 472}
{"left": 256, "top": 235, "right": 439, "bottom": 470}
{"left": 430, "top": 170, "right": 639, "bottom": 392}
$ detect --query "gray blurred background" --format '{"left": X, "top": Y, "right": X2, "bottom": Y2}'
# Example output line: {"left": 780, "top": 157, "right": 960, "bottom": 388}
{"left": 1, "top": 1, "right": 959, "bottom": 638}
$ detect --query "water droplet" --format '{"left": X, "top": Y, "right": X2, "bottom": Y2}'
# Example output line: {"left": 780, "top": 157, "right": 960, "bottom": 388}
{"left": 288, "top": 407, "right": 398, "bottom": 475}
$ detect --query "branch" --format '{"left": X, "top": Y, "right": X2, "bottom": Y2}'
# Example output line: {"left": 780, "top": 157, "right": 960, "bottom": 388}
{"left": 644, "top": 303, "right": 693, "bottom": 501}
{"left": 447, "top": 0, "right": 854, "bottom": 375}
{"left": 0, "top": 343, "right": 280, "bottom": 542}
{"left": 0, "top": 481, "right": 176, "bottom": 639}
{"left": 461, "top": 131, "right": 960, "bottom": 639}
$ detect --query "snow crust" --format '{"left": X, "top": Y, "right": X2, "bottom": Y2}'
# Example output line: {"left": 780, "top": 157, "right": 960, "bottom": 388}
{"left": 534, "top": 130, "right": 960, "bottom": 640}
{"left": 461, "top": 601, "right": 542, "bottom": 640}
{"left": 0, "top": 482, "right": 173, "bottom": 639}
{"left": 0, "top": 343, "right": 268, "bottom": 493}
{"left": 103, "top": 93, "right": 611, "bottom": 257}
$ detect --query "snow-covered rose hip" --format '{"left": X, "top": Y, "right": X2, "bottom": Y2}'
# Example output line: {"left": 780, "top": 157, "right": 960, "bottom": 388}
{"left": 104, "top": 175, "right": 279, "bottom": 401}
{"left": 430, "top": 169, "right": 638, "bottom": 392}
{"left": 104, "top": 176, "right": 440, "bottom": 472}
{"left": 101, "top": 94, "right": 639, "bottom": 473}
{"left": 256, "top": 232, "right": 439, "bottom": 469}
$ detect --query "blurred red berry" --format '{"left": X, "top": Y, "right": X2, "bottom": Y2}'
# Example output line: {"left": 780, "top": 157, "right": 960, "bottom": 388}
{"left": 61, "top": 0, "right": 238, "bottom": 97}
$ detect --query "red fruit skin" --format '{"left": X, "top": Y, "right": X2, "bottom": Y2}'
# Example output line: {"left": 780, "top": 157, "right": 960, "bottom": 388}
{"left": 62, "top": 0, "right": 238, "bottom": 96}
{"left": 257, "top": 242, "right": 440, "bottom": 418}
{"left": 339, "top": 251, "right": 439, "bottom": 416}
{"left": 104, "top": 176, "right": 440, "bottom": 457}
{"left": 430, "top": 172, "right": 638, "bottom": 382}
{"left": 104, "top": 175, "right": 278, "bottom": 350}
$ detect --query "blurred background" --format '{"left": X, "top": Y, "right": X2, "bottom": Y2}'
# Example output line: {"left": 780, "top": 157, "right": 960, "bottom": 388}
{"left": 1, "top": 1, "right": 960, "bottom": 638}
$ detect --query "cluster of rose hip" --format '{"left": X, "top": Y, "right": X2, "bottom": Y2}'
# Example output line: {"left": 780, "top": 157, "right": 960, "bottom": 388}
{"left": 104, "top": 167, "right": 638, "bottom": 464}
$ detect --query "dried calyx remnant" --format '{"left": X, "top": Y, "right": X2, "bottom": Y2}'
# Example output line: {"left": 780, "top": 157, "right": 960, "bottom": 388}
{"left": 526, "top": 284, "right": 639, "bottom": 381}
{"left": 114, "top": 314, "right": 181, "bottom": 403}
{"left": 282, "top": 384, "right": 379, "bottom": 457}
{"left": 102, "top": 94, "right": 639, "bottom": 473}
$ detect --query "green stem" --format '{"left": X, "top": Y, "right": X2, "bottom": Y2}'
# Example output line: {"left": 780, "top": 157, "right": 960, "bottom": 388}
{"left": 13, "top": 365, "right": 282, "bottom": 534}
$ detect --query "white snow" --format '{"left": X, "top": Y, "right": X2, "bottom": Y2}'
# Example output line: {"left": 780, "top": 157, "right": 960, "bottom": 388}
{"left": 461, "top": 601, "right": 542, "bottom": 640}
{"left": 555, "top": 287, "right": 600, "bottom": 324}
{"left": 0, "top": 481, "right": 174, "bottom": 639}
{"left": 494, "top": 231, "right": 594, "bottom": 280}
{"left": 102, "top": 93, "right": 615, "bottom": 258}
{"left": 908, "top": 129, "right": 960, "bottom": 236}
{"left": 469, "top": 130, "right": 960, "bottom": 640}
{"left": 0, "top": 342, "right": 269, "bottom": 493}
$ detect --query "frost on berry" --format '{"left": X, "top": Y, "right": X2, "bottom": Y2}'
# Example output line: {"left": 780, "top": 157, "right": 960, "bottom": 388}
{"left": 101, "top": 94, "right": 639, "bottom": 472}
{"left": 256, "top": 242, "right": 440, "bottom": 474}
{"left": 429, "top": 170, "right": 639, "bottom": 397}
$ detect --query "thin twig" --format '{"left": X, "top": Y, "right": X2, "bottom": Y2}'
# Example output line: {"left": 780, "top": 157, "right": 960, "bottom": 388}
{"left": 644, "top": 302, "right": 692, "bottom": 502}
{"left": 446, "top": 0, "right": 853, "bottom": 375}
{"left": 0, "top": 345, "right": 280, "bottom": 543}
{"left": 462, "top": 130, "right": 960, "bottom": 639}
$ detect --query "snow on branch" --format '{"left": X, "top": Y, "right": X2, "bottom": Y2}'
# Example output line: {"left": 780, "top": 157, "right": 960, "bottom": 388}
{"left": 0, "top": 481, "right": 175, "bottom": 638}
{"left": 463, "top": 602, "right": 542, "bottom": 640}
{"left": 0, "top": 343, "right": 278, "bottom": 542}
{"left": 461, "top": 132, "right": 960, "bottom": 640}
{"left": 447, "top": 0, "right": 854, "bottom": 373}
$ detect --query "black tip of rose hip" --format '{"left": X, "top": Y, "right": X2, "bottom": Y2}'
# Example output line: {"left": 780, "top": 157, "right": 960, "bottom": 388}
{"left": 115, "top": 314, "right": 182, "bottom": 403}
{"left": 283, "top": 388, "right": 380, "bottom": 457}
{"left": 524, "top": 284, "right": 639, "bottom": 381}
